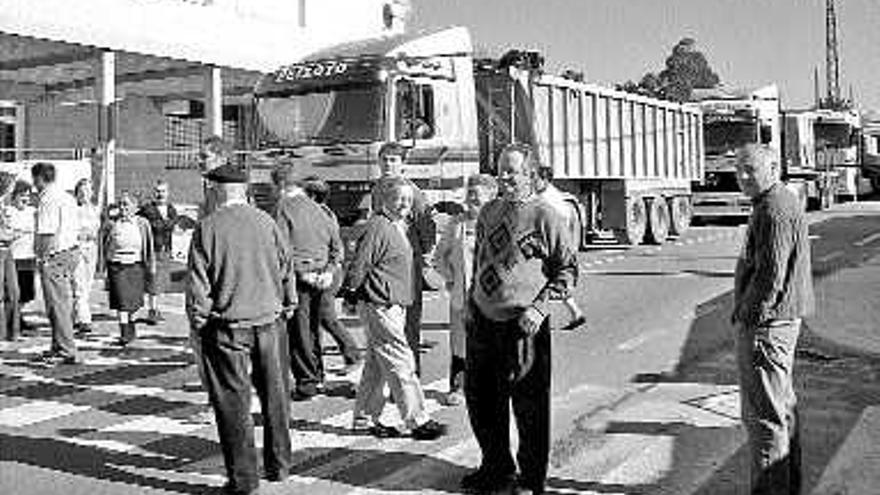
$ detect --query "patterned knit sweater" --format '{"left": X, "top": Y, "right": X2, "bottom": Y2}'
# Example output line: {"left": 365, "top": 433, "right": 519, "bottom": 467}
{"left": 470, "top": 196, "right": 577, "bottom": 322}
{"left": 733, "top": 183, "right": 814, "bottom": 327}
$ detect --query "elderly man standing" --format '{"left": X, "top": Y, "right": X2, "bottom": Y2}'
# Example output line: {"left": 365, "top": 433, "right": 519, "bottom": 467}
{"left": 375, "top": 142, "right": 436, "bottom": 375}
{"left": 732, "top": 144, "right": 813, "bottom": 495}
{"left": 463, "top": 144, "right": 577, "bottom": 495}
{"left": 275, "top": 165, "right": 344, "bottom": 400}
{"left": 32, "top": 162, "right": 81, "bottom": 365}
{"left": 186, "top": 163, "right": 296, "bottom": 495}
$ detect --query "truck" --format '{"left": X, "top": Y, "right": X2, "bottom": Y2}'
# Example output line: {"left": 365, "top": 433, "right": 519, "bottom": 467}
{"left": 811, "top": 108, "right": 871, "bottom": 200}
{"left": 863, "top": 117, "right": 880, "bottom": 191}
{"left": 251, "top": 26, "right": 703, "bottom": 247}
{"left": 687, "top": 85, "right": 781, "bottom": 220}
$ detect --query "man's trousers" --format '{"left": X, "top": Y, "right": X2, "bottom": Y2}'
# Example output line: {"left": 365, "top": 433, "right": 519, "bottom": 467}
{"left": 465, "top": 304, "right": 551, "bottom": 491}
{"left": 201, "top": 318, "right": 291, "bottom": 494}
{"left": 40, "top": 248, "right": 79, "bottom": 358}
{"left": 288, "top": 281, "right": 324, "bottom": 393}
{"left": 354, "top": 302, "right": 430, "bottom": 429}
{"left": 735, "top": 319, "right": 802, "bottom": 495}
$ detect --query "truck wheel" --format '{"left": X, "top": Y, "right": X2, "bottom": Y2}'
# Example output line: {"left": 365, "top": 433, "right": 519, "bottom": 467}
{"left": 645, "top": 197, "right": 670, "bottom": 244}
{"left": 668, "top": 196, "right": 692, "bottom": 237}
{"left": 565, "top": 201, "right": 583, "bottom": 251}
{"left": 613, "top": 196, "right": 646, "bottom": 246}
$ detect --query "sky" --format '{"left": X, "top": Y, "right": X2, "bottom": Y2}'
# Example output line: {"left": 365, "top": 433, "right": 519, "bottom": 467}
{"left": 409, "top": 0, "right": 880, "bottom": 112}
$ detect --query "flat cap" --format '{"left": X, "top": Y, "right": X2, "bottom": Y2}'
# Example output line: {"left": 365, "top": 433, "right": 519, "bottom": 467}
{"left": 203, "top": 163, "right": 247, "bottom": 183}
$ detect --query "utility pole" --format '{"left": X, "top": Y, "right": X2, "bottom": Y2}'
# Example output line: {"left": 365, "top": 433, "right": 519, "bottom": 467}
{"left": 822, "top": 0, "right": 843, "bottom": 109}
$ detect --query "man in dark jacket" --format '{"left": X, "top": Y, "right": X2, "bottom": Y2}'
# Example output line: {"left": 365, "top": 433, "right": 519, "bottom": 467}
{"left": 275, "top": 166, "right": 344, "bottom": 400}
{"left": 732, "top": 144, "right": 814, "bottom": 495}
{"left": 186, "top": 163, "right": 296, "bottom": 495}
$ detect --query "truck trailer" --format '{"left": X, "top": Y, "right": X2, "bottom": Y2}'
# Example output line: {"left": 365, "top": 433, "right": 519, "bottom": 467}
{"left": 251, "top": 27, "right": 703, "bottom": 247}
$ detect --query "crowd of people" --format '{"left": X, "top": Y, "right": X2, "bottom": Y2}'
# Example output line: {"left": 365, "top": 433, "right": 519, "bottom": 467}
{"left": 0, "top": 164, "right": 181, "bottom": 358}
{"left": 0, "top": 136, "right": 812, "bottom": 495}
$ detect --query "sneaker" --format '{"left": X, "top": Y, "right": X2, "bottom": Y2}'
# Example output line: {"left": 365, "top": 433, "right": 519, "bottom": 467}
{"left": 369, "top": 423, "right": 402, "bottom": 438}
{"left": 410, "top": 419, "right": 447, "bottom": 441}
{"left": 561, "top": 315, "right": 587, "bottom": 331}
{"left": 460, "top": 468, "right": 516, "bottom": 493}
{"left": 442, "top": 390, "right": 465, "bottom": 407}
{"left": 41, "top": 353, "right": 80, "bottom": 366}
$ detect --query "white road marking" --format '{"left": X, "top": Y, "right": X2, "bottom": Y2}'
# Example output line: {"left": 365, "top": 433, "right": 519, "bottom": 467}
{"left": 818, "top": 250, "right": 845, "bottom": 263}
{"left": 0, "top": 400, "right": 91, "bottom": 427}
{"left": 853, "top": 232, "right": 880, "bottom": 247}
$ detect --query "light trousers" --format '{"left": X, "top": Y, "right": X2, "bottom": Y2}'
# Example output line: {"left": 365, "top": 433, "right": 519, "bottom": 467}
{"left": 736, "top": 319, "right": 802, "bottom": 495}
{"left": 71, "top": 242, "right": 97, "bottom": 325}
{"left": 354, "top": 302, "right": 429, "bottom": 429}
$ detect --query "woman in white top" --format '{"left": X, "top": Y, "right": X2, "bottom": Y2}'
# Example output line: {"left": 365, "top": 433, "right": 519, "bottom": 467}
{"left": 102, "top": 192, "right": 156, "bottom": 346}
{"left": 72, "top": 178, "right": 101, "bottom": 335}
{"left": 6, "top": 182, "right": 36, "bottom": 327}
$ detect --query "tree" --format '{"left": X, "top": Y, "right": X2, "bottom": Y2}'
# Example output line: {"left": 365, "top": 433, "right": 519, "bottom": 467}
{"left": 620, "top": 38, "right": 720, "bottom": 102}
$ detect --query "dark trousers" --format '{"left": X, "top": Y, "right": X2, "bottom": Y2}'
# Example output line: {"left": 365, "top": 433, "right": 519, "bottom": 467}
{"left": 201, "top": 318, "right": 291, "bottom": 493}
{"left": 1, "top": 250, "right": 20, "bottom": 341}
{"left": 318, "top": 288, "right": 360, "bottom": 364}
{"left": 40, "top": 248, "right": 78, "bottom": 357}
{"left": 465, "top": 304, "right": 551, "bottom": 490}
{"left": 288, "top": 281, "right": 324, "bottom": 391}
{"left": 405, "top": 266, "right": 424, "bottom": 375}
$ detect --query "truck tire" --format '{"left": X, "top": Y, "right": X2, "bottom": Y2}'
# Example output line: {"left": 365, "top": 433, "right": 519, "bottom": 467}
{"left": 645, "top": 197, "right": 670, "bottom": 245}
{"left": 613, "top": 195, "right": 646, "bottom": 246}
{"left": 668, "top": 196, "right": 692, "bottom": 237}
{"left": 565, "top": 200, "right": 583, "bottom": 251}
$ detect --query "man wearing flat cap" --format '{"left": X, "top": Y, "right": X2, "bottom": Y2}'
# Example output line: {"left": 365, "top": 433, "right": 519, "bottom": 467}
{"left": 186, "top": 163, "right": 296, "bottom": 495}
{"left": 274, "top": 165, "right": 345, "bottom": 400}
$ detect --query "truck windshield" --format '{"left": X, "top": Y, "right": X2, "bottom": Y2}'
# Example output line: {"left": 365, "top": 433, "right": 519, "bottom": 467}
{"left": 256, "top": 83, "right": 385, "bottom": 146}
{"left": 815, "top": 123, "right": 852, "bottom": 149}
{"left": 704, "top": 121, "right": 757, "bottom": 155}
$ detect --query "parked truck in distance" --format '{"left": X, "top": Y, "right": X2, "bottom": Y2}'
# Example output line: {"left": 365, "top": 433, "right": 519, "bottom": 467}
{"left": 863, "top": 116, "right": 880, "bottom": 191}
{"left": 812, "top": 108, "right": 871, "bottom": 200}
{"left": 251, "top": 26, "right": 704, "bottom": 248}
{"left": 688, "top": 85, "right": 780, "bottom": 220}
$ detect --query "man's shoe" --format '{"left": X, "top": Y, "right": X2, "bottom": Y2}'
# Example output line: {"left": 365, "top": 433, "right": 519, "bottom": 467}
{"left": 74, "top": 323, "right": 94, "bottom": 336}
{"left": 292, "top": 385, "right": 318, "bottom": 402}
{"left": 442, "top": 390, "right": 465, "bottom": 407}
{"left": 369, "top": 423, "right": 402, "bottom": 438}
{"left": 410, "top": 419, "right": 447, "bottom": 441}
{"left": 460, "top": 468, "right": 516, "bottom": 493}
{"left": 41, "top": 353, "right": 80, "bottom": 366}
{"left": 561, "top": 315, "right": 587, "bottom": 331}
{"left": 340, "top": 358, "right": 364, "bottom": 376}
{"left": 146, "top": 309, "right": 164, "bottom": 326}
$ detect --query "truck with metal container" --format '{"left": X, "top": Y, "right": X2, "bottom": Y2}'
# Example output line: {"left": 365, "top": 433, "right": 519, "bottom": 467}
{"left": 251, "top": 27, "right": 703, "bottom": 247}
{"left": 687, "top": 85, "right": 781, "bottom": 220}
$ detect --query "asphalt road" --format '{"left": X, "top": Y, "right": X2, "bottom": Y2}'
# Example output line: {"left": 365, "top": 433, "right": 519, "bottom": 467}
{"left": 1, "top": 200, "right": 879, "bottom": 494}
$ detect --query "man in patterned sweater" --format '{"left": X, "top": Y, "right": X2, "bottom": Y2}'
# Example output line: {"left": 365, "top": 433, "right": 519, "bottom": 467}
{"left": 463, "top": 144, "right": 578, "bottom": 495}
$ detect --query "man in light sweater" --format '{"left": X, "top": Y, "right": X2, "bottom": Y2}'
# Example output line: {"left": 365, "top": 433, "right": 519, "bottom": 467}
{"left": 187, "top": 163, "right": 296, "bottom": 495}
{"left": 463, "top": 144, "right": 577, "bottom": 495}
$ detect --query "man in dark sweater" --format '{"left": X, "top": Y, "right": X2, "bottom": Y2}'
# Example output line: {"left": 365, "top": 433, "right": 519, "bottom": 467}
{"left": 732, "top": 144, "right": 814, "bottom": 495}
{"left": 342, "top": 176, "right": 446, "bottom": 441}
{"left": 463, "top": 144, "right": 577, "bottom": 495}
{"left": 138, "top": 179, "right": 178, "bottom": 325}
{"left": 186, "top": 163, "right": 296, "bottom": 495}
{"left": 275, "top": 166, "right": 344, "bottom": 400}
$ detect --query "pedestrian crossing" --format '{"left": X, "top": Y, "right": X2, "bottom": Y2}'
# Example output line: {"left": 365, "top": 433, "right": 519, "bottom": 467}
{"left": 0, "top": 322, "right": 754, "bottom": 495}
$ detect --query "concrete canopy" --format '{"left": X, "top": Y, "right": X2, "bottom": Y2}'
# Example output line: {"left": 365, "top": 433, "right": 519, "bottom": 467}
{"left": 0, "top": 32, "right": 261, "bottom": 104}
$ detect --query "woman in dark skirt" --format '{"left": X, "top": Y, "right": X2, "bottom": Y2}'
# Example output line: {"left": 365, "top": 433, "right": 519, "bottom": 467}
{"left": 102, "top": 192, "right": 156, "bottom": 346}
